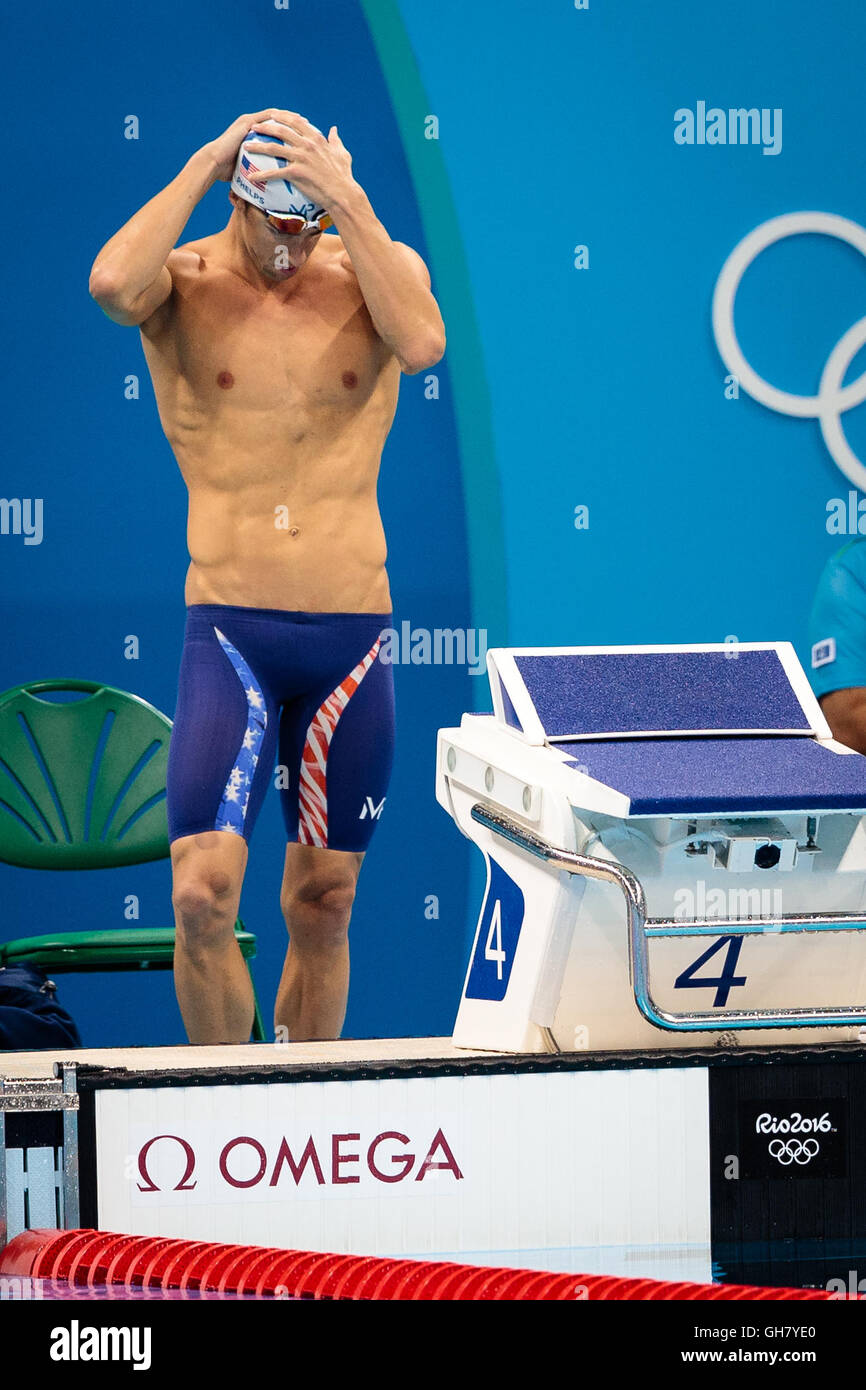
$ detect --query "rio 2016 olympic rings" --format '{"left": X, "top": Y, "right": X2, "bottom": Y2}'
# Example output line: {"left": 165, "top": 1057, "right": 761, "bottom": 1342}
{"left": 767, "top": 1137, "right": 820, "bottom": 1166}
{"left": 712, "top": 211, "right": 866, "bottom": 492}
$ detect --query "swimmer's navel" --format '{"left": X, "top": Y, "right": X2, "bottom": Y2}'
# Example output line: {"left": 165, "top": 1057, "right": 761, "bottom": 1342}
{"left": 217, "top": 371, "right": 234, "bottom": 389}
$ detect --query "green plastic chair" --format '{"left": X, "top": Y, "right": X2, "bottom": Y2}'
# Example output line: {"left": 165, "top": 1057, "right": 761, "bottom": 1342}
{"left": 0, "top": 679, "right": 265, "bottom": 1042}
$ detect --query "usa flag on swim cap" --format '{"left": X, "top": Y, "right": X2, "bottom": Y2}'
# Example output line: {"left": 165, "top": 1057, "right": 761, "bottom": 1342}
{"left": 239, "top": 153, "right": 262, "bottom": 182}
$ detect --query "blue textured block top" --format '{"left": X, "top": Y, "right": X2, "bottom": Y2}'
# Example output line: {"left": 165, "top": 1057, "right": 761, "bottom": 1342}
{"left": 564, "top": 736, "right": 866, "bottom": 815}
{"left": 515, "top": 650, "right": 809, "bottom": 739}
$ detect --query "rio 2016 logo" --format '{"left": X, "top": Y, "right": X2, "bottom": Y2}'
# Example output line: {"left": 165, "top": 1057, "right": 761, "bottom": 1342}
{"left": 754, "top": 1110, "right": 835, "bottom": 1169}
{"left": 754, "top": 1110, "right": 835, "bottom": 1135}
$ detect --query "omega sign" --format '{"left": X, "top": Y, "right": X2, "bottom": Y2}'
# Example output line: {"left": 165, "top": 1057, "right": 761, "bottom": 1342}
{"left": 136, "top": 1128, "right": 463, "bottom": 1194}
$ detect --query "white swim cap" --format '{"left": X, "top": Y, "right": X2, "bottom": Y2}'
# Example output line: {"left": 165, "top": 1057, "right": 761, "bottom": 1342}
{"left": 231, "top": 130, "right": 329, "bottom": 221}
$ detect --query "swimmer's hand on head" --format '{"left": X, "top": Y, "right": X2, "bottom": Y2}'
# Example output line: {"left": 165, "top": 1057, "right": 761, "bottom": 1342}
{"left": 237, "top": 110, "right": 445, "bottom": 373}
{"left": 241, "top": 111, "right": 356, "bottom": 217}
{"left": 204, "top": 110, "right": 290, "bottom": 182}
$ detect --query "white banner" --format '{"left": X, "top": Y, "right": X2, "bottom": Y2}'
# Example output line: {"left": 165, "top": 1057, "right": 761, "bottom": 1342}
{"left": 95, "top": 1067, "right": 710, "bottom": 1262}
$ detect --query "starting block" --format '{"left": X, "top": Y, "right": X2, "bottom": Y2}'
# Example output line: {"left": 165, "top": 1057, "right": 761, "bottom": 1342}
{"left": 437, "top": 643, "right": 866, "bottom": 1053}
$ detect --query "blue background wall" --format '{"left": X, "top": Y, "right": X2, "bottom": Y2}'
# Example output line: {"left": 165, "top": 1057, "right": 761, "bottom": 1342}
{"left": 1, "top": 0, "right": 863, "bottom": 1045}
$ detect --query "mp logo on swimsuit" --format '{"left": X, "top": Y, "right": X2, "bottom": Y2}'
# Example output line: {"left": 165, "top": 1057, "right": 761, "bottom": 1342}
{"left": 299, "top": 639, "right": 382, "bottom": 848}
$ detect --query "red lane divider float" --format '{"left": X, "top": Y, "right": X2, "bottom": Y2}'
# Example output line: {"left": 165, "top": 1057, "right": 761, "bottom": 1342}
{"left": 0, "top": 1229, "right": 832, "bottom": 1301}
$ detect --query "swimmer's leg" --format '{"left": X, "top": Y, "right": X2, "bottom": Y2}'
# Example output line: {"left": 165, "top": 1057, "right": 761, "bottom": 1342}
{"left": 275, "top": 844, "right": 363, "bottom": 1041}
{"left": 171, "top": 830, "right": 253, "bottom": 1044}
{"left": 273, "top": 621, "right": 393, "bottom": 1040}
{"left": 273, "top": 614, "right": 391, "bottom": 1039}
{"left": 166, "top": 607, "right": 277, "bottom": 1043}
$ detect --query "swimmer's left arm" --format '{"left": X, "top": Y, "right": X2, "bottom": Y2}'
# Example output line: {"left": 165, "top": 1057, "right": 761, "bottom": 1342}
{"left": 328, "top": 189, "right": 446, "bottom": 375}
{"left": 246, "top": 115, "right": 446, "bottom": 374}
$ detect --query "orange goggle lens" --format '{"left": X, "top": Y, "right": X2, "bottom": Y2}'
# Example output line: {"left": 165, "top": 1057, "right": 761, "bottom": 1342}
{"left": 264, "top": 211, "right": 333, "bottom": 234}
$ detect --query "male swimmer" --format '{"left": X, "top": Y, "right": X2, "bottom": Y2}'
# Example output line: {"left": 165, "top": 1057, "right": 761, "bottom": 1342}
{"left": 89, "top": 110, "right": 445, "bottom": 1043}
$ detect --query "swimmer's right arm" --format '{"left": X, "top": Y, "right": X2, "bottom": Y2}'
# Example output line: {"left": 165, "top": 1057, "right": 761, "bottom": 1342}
{"left": 89, "top": 111, "right": 276, "bottom": 326}
{"left": 88, "top": 148, "right": 217, "bottom": 326}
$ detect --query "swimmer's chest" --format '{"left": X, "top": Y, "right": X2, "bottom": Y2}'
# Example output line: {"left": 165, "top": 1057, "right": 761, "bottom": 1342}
{"left": 172, "top": 264, "right": 390, "bottom": 410}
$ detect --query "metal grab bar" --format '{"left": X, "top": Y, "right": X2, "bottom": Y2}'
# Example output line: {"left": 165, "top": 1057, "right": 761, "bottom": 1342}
{"left": 470, "top": 803, "right": 866, "bottom": 1033}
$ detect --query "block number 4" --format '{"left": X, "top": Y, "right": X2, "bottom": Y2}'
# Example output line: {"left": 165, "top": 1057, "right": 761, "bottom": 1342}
{"left": 674, "top": 935, "right": 747, "bottom": 1008}
{"left": 485, "top": 899, "right": 507, "bottom": 980}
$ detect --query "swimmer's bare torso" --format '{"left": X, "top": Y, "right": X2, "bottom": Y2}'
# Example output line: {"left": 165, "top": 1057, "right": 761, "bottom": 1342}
{"left": 139, "top": 230, "right": 399, "bottom": 613}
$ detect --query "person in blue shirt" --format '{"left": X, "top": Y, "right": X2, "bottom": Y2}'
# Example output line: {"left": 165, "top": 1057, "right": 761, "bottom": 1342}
{"left": 808, "top": 538, "right": 866, "bottom": 753}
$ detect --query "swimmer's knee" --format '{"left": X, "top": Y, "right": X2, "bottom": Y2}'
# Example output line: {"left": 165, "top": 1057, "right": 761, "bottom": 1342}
{"left": 172, "top": 863, "right": 240, "bottom": 948}
{"left": 281, "top": 875, "right": 356, "bottom": 949}
{"left": 282, "top": 873, "right": 356, "bottom": 918}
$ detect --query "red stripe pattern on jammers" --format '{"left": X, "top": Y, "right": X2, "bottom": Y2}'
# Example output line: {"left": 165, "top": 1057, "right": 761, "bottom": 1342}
{"left": 297, "top": 639, "right": 381, "bottom": 848}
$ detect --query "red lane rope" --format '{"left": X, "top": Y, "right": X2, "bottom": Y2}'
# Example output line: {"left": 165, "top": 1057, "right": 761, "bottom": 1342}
{"left": 0, "top": 1229, "right": 832, "bottom": 1301}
